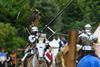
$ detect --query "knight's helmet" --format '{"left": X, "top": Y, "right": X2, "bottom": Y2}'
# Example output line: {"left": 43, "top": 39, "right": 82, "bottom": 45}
{"left": 84, "top": 24, "right": 92, "bottom": 35}
{"left": 31, "top": 26, "right": 38, "bottom": 32}
{"left": 85, "top": 24, "right": 92, "bottom": 31}
{"left": 31, "top": 26, "right": 38, "bottom": 36}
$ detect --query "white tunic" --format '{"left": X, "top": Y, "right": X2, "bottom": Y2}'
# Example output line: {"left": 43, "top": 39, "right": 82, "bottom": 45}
{"left": 36, "top": 43, "right": 45, "bottom": 57}
{"left": 49, "top": 39, "right": 60, "bottom": 62}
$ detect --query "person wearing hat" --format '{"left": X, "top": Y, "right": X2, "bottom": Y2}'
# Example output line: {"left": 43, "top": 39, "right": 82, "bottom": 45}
{"left": 77, "top": 38, "right": 100, "bottom": 67}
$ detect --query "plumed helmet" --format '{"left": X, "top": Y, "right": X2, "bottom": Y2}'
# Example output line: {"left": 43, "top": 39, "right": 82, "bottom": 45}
{"left": 32, "top": 9, "right": 40, "bottom": 14}
{"left": 85, "top": 24, "right": 91, "bottom": 28}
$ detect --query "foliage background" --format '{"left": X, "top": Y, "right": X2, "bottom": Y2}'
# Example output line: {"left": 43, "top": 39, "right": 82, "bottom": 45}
{"left": 0, "top": 0, "right": 100, "bottom": 51}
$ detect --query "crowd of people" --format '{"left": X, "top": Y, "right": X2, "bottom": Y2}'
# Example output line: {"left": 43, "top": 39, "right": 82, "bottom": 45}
{"left": 27, "top": 27, "right": 68, "bottom": 67}
{"left": 0, "top": 8, "right": 99, "bottom": 67}
{"left": 21, "top": 14, "right": 68, "bottom": 66}
{"left": 0, "top": 49, "right": 16, "bottom": 67}
{"left": 21, "top": 9, "right": 100, "bottom": 67}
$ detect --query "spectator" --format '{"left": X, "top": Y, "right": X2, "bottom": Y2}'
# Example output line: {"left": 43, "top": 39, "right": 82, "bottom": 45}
{"left": 9, "top": 51, "right": 17, "bottom": 67}
{"left": 49, "top": 36, "right": 60, "bottom": 65}
{"left": 0, "top": 49, "right": 7, "bottom": 67}
{"left": 44, "top": 45, "right": 53, "bottom": 67}
{"left": 77, "top": 38, "right": 100, "bottom": 67}
{"left": 59, "top": 36, "right": 68, "bottom": 50}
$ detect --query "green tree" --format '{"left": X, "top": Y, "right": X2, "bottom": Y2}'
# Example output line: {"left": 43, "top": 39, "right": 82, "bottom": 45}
{"left": 77, "top": 0, "right": 100, "bottom": 24}
{"left": 0, "top": 0, "right": 99, "bottom": 39}
{"left": 0, "top": 22, "right": 26, "bottom": 51}
{"left": 32, "top": 0, "right": 63, "bottom": 32}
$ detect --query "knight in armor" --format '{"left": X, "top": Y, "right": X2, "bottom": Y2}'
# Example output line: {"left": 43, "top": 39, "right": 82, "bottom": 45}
{"left": 77, "top": 24, "right": 95, "bottom": 61}
{"left": 22, "top": 9, "right": 41, "bottom": 67}
{"left": 22, "top": 26, "right": 39, "bottom": 62}
{"left": 28, "top": 9, "right": 40, "bottom": 45}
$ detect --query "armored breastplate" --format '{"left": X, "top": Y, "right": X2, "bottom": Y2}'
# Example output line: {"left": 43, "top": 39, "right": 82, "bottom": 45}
{"left": 79, "top": 33, "right": 92, "bottom": 46}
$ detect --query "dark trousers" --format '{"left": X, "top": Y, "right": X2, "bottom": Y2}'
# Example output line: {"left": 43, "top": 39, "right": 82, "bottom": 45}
{"left": 44, "top": 58, "right": 52, "bottom": 67}
{"left": 0, "top": 62, "right": 7, "bottom": 67}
